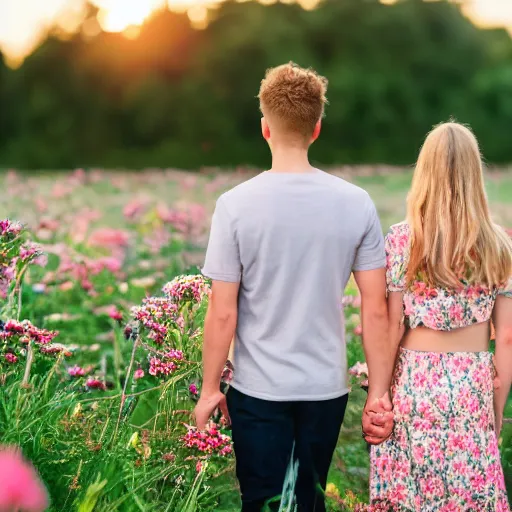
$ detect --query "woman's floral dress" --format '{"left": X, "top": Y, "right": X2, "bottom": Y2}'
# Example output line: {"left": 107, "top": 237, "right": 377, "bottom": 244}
{"left": 370, "top": 222, "right": 512, "bottom": 512}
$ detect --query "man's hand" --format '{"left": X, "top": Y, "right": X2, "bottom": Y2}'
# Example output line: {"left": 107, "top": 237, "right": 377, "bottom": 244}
{"left": 362, "top": 392, "right": 394, "bottom": 445}
{"left": 194, "top": 391, "right": 230, "bottom": 430}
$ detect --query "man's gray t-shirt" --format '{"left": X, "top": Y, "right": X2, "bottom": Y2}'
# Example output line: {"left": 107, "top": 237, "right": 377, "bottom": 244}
{"left": 202, "top": 170, "right": 385, "bottom": 401}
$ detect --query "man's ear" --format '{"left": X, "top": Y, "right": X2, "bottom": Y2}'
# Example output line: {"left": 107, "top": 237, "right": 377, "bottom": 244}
{"left": 261, "top": 117, "right": 271, "bottom": 141}
{"left": 311, "top": 120, "right": 322, "bottom": 143}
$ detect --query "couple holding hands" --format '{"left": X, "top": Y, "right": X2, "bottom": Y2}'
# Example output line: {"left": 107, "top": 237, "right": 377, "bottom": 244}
{"left": 194, "top": 62, "right": 512, "bottom": 512}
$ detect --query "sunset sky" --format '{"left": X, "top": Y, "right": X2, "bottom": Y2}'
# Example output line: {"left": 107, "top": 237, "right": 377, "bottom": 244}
{"left": 1, "top": 0, "right": 512, "bottom": 66}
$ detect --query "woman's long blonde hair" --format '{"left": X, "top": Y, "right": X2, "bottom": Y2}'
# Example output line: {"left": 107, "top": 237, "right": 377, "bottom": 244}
{"left": 406, "top": 121, "right": 512, "bottom": 289}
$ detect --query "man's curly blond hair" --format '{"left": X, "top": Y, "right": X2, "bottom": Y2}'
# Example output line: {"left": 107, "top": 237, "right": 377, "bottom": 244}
{"left": 258, "top": 62, "right": 328, "bottom": 139}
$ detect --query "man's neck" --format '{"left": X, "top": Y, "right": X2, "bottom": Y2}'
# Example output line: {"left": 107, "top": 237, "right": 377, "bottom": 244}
{"left": 268, "top": 145, "right": 315, "bottom": 174}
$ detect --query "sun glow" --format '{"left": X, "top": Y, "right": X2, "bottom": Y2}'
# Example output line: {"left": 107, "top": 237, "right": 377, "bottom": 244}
{"left": 1, "top": 0, "right": 512, "bottom": 66}
{"left": 93, "top": 0, "right": 164, "bottom": 32}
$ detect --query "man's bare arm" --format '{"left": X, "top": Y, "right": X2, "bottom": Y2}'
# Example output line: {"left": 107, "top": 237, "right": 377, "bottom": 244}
{"left": 353, "top": 268, "right": 395, "bottom": 444}
{"left": 353, "top": 268, "right": 394, "bottom": 400}
{"left": 194, "top": 280, "right": 239, "bottom": 429}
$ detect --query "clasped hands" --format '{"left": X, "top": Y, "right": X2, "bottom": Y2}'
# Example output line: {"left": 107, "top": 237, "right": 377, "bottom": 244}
{"left": 362, "top": 392, "right": 394, "bottom": 445}
{"left": 193, "top": 389, "right": 395, "bottom": 445}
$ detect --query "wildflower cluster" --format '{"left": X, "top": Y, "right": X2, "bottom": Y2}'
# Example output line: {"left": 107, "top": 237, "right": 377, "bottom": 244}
{"left": 85, "top": 378, "right": 106, "bottom": 391}
{"left": 155, "top": 202, "right": 207, "bottom": 239}
{"left": 19, "top": 242, "right": 46, "bottom": 266}
{"left": 129, "top": 275, "right": 210, "bottom": 382}
{"left": 0, "top": 220, "right": 46, "bottom": 299}
{"left": 182, "top": 424, "right": 232, "bottom": 457}
{"left": 342, "top": 294, "right": 361, "bottom": 308}
{"left": 0, "top": 319, "right": 63, "bottom": 366}
{"left": 0, "top": 320, "right": 58, "bottom": 346}
{"left": 0, "top": 219, "right": 23, "bottom": 238}
{"left": 148, "top": 350, "right": 184, "bottom": 377}
{"left": 162, "top": 275, "right": 210, "bottom": 304}
{"left": 68, "top": 365, "right": 86, "bottom": 377}
{"left": 67, "top": 365, "right": 94, "bottom": 377}
{"left": 131, "top": 297, "right": 179, "bottom": 344}
{"left": 43, "top": 252, "right": 123, "bottom": 294}
{"left": 349, "top": 361, "right": 369, "bottom": 389}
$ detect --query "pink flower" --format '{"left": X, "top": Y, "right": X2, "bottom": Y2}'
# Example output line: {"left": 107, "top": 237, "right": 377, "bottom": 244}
{"left": 149, "top": 357, "right": 177, "bottom": 377}
{"left": 349, "top": 361, "right": 368, "bottom": 377}
{"left": 162, "top": 275, "right": 210, "bottom": 304}
{"left": 68, "top": 365, "right": 86, "bottom": 377}
{"left": 222, "top": 361, "right": 234, "bottom": 384}
{"left": 341, "top": 295, "right": 355, "bottom": 307}
{"left": 39, "top": 344, "right": 69, "bottom": 356}
{"left": 0, "top": 219, "right": 23, "bottom": 237}
{"left": 85, "top": 378, "right": 106, "bottom": 390}
{"left": 131, "top": 297, "right": 179, "bottom": 344}
{"left": 88, "top": 257, "right": 123, "bottom": 275}
{"left": 155, "top": 204, "right": 175, "bottom": 224}
{"left": 20, "top": 243, "right": 44, "bottom": 263}
{"left": 1, "top": 320, "right": 58, "bottom": 346}
{"left": 4, "top": 353, "right": 17, "bottom": 364}
{"left": 144, "top": 228, "right": 171, "bottom": 254}
{"left": 134, "top": 368, "right": 144, "bottom": 380}
{"left": 37, "top": 218, "right": 59, "bottom": 232}
{"left": 59, "top": 281, "right": 74, "bottom": 292}
{"left": 353, "top": 324, "right": 363, "bottom": 336}
{"left": 0, "top": 447, "right": 49, "bottom": 512}
{"left": 123, "top": 199, "right": 146, "bottom": 220}
{"left": 166, "top": 349, "right": 184, "bottom": 361}
{"left": 107, "top": 306, "right": 123, "bottom": 322}
{"left": 88, "top": 228, "right": 130, "bottom": 249}
{"left": 182, "top": 424, "right": 232, "bottom": 456}
{"left": 52, "top": 182, "right": 74, "bottom": 198}
{"left": 189, "top": 384, "right": 199, "bottom": 395}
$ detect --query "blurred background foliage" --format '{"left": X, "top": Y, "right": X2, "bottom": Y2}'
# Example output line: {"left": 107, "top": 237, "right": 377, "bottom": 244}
{"left": 2, "top": 0, "right": 512, "bottom": 170}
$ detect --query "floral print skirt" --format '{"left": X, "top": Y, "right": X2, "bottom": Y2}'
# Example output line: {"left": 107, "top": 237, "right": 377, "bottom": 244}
{"left": 370, "top": 348, "right": 510, "bottom": 512}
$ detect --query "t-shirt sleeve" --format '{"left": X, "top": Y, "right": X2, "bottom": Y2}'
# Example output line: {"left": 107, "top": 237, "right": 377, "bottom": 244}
{"left": 201, "top": 197, "right": 242, "bottom": 283}
{"left": 385, "top": 223, "right": 409, "bottom": 292}
{"left": 352, "top": 200, "right": 386, "bottom": 272}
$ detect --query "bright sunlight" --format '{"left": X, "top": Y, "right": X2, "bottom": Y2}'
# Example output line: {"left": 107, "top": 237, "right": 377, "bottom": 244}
{"left": 1, "top": 0, "right": 512, "bottom": 65}
{"left": 94, "top": 0, "right": 163, "bottom": 32}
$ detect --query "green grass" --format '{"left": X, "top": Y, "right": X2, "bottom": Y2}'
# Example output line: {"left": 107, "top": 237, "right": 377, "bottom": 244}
{"left": 0, "top": 167, "right": 511, "bottom": 510}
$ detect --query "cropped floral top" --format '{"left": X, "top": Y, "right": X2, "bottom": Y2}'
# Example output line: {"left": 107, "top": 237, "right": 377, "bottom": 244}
{"left": 385, "top": 222, "right": 512, "bottom": 331}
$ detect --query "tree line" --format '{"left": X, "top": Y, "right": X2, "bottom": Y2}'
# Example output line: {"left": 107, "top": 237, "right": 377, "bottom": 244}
{"left": 1, "top": 0, "right": 512, "bottom": 170}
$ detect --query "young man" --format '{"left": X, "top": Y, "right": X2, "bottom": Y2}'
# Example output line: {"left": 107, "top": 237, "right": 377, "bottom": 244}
{"left": 194, "top": 63, "right": 394, "bottom": 511}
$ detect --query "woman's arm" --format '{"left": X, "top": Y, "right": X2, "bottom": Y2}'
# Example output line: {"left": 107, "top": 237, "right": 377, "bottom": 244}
{"left": 492, "top": 295, "right": 512, "bottom": 434}
{"left": 388, "top": 291, "right": 405, "bottom": 353}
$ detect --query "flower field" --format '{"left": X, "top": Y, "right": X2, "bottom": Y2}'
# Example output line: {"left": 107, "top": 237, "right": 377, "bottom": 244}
{"left": 0, "top": 167, "right": 511, "bottom": 511}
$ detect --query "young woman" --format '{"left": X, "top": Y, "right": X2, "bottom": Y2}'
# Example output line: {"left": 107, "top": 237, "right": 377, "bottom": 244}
{"left": 370, "top": 122, "right": 512, "bottom": 511}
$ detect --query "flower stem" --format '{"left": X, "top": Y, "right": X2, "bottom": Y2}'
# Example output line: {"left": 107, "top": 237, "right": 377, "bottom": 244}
{"left": 21, "top": 341, "right": 33, "bottom": 388}
{"left": 113, "top": 336, "right": 139, "bottom": 441}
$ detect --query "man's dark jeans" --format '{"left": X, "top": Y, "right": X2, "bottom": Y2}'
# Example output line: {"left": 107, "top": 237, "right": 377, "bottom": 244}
{"left": 227, "top": 387, "right": 348, "bottom": 512}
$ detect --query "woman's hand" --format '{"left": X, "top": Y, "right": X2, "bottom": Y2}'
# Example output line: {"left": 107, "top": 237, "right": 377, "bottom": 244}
{"left": 362, "top": 392, "right": 394, "bottom": 445}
